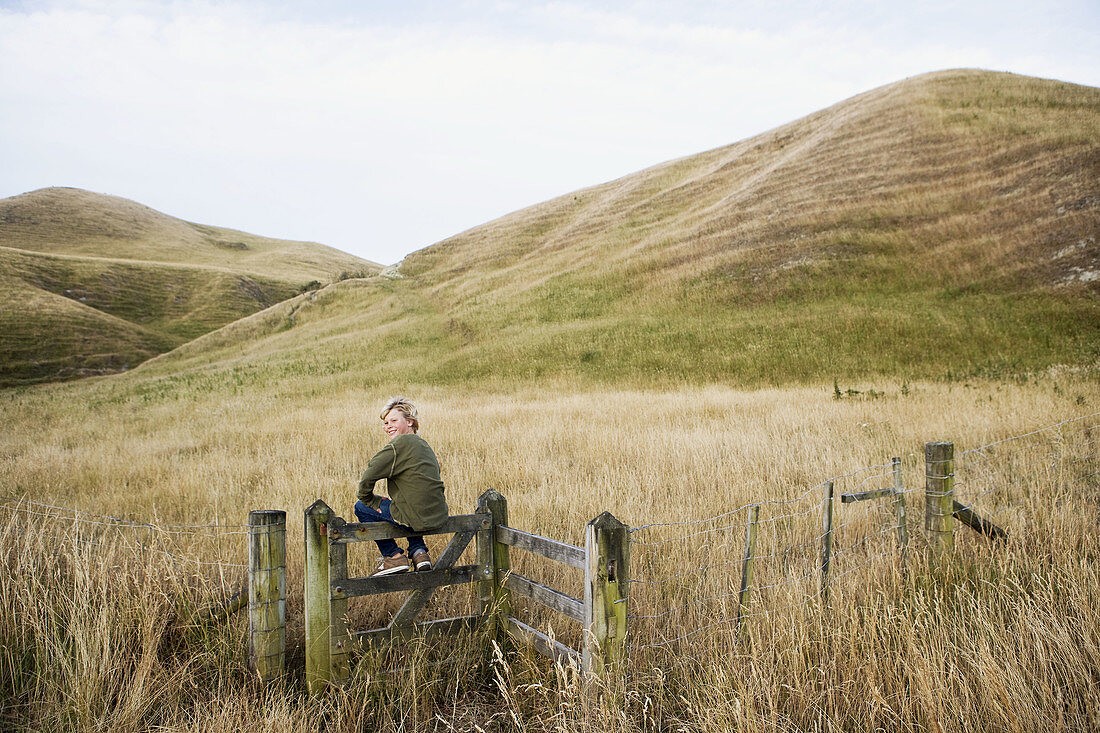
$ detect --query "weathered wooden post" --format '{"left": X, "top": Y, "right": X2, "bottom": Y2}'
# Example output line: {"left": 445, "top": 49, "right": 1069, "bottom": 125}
{"left": 328, "top": 516, "right": 351, "bottom": 686}
{"left": 583, "top": 512, "right": 630, "bottom": 676}
{"left": 892, "top": 457, "right": 909, "bottom": 572}
{"left": 479, "top": 490, "right": 511, "bottom": 639}
{"left": 474, "top": 492, "right": 496, "bottom": 620}
{"left": 734, "top": 504, "right": 760, "bottom": 637}
{"left": 820, "top": 481, "right": 834, "bottom": 601}
{"left": 925, "top": 442, "right": 955, "bottom": 558}
{"left": 304, "top": 500, "right": 333, "bottom": 694}
{"left": 248, "top": 510, "right": 286, "bottom": 683}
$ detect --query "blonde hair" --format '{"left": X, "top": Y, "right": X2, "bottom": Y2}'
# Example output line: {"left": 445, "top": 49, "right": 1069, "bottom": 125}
{"left": 379, "top": 396, "right": 419, "bottom": 433}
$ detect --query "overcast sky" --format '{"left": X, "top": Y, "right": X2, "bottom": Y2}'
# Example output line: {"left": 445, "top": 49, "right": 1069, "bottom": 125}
{"left": 1, "top": 1, "right": 1097, "bottom": 265}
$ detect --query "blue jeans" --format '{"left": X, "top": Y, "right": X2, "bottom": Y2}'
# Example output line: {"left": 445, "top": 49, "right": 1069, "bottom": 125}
{"left": 354, "top": 499, "right": 428, "bottom": 558}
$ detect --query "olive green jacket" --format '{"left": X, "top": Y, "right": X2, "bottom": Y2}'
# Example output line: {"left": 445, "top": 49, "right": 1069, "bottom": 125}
{"left": 358, "top": 433, "right": 449, "bottom": 532}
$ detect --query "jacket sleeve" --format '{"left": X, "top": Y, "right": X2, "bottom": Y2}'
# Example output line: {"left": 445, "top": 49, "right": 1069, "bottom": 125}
{"left": 358, "top": 443, "right": 397, "bottom": 504}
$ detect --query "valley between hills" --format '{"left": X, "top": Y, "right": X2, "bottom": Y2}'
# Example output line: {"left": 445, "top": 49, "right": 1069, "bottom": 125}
{"left": 1, "top": 69, "right": 1097, "bottom": 392}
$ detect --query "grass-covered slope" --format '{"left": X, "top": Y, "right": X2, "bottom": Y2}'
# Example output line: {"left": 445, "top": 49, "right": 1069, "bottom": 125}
{"left": 112, "top": 70, "right": 1100, "bottom": 391}
{"left": 0, "top": 187, "right": 375, "bottom": 281}
{"left": 0, "top": 188, "right": 379, "bottom": 385}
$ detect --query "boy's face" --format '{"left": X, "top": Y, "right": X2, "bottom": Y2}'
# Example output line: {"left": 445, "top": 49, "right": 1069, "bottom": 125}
{"left": 383, "top": 408, "right": 415, "bottom": 438}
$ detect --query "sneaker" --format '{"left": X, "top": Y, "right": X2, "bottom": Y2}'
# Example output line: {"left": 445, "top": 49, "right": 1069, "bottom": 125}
{"left": 371, "top": 553, "right": 410, "bottom": 577}
{"left": 410, "top": 549, "right": 432, "bottom": 572}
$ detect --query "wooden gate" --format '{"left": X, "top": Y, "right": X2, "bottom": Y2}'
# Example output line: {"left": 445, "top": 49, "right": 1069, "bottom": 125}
{"left": 302, "top": 490, "right": 628, "bottom": 693}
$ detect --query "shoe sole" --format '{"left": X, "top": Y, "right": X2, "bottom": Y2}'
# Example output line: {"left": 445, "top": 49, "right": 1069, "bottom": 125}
{"left": 414, "top": 561, "right": 432, "bottom": 571}
{"left": 372, "top": 565, "right": 409, "bottom": 577}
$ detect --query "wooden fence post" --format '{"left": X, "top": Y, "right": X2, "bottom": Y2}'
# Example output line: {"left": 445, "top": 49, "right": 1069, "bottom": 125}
{"left": 820, "top": 481, "right": 834, "bottom": 602}
{"left": 892, "top": 457, "right": 909, "bottom": 573}
{"left": 925, "top": 442, "right": 955, "bottom": 559}
{"left": 328, "top": 517, "right": 351, "bottom": 686}
{"left": 248, "top": 510, "right": 286, "bottom": 683}
{"left": 735, "top": 504, "right": 760, "bottom": 638}
{"left": 304, "top": 500, "right": 333, "bottom": 694}
{"left": 583, "top": 512, "right": 630, "bottom": 677}
{"left": 479, "top": 491, "right": 511, "bottom": 642}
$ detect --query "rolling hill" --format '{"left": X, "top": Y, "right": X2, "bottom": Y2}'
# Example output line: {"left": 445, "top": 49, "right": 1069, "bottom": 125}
{"left": 0, "top": 188, "right": 379, "bottom": 385}
{"left": 129, "top": 69, "right": 1097, "bottom": 394}
{"left": 5, "top": 69, "right": 1099, "bottom": 394}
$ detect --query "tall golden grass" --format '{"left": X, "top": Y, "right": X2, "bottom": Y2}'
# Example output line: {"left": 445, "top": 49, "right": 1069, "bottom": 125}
{"left": 1, "top": 375, "right": 1098, "bottom": 731}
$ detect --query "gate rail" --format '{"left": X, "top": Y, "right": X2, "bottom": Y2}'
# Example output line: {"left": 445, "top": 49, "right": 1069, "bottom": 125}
{"left": 302, "top": 489, "right": 629, "bottom": 693}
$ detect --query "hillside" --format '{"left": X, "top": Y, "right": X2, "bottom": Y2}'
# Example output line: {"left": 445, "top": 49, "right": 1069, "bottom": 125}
{"left": 45, "top": 70, "right": 1100, "bottom": 391}
{"left": 0, "top": 188, "right": 378, "bottom": 385}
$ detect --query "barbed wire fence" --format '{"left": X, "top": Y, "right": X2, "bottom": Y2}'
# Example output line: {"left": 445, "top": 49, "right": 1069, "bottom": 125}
{"left": 624, "top": 411, "right": 1100, "bottom": 667}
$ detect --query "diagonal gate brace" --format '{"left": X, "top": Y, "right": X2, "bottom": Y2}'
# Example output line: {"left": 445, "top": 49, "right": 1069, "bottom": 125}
{"left": 390, "top": 529, "right": 477, "bottom": 628}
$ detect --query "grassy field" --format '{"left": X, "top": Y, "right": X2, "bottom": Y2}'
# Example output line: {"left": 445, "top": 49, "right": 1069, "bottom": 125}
{"left": 1, "top": 372, "right": 1098, "bottom": 731}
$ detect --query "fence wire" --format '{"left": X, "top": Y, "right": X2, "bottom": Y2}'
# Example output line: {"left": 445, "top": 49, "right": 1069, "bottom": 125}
{"left": 0, "top": 495, "right": 248, "bottom": 572}
{"left": 625, "top": 411, "right": 1100, "bottom": 661}
{"left": 955, "top": 412, "right": 1100, "bottom": 520}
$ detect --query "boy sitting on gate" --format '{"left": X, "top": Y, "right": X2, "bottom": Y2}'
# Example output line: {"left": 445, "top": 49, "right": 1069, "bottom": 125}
{"left": 355, "top": 397, "right": 449, "bottom": 577}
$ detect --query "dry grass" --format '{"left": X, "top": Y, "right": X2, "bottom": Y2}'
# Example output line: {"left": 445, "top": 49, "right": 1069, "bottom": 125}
{"left": 1, "top": 373, "right": 1098, "bottom": 731}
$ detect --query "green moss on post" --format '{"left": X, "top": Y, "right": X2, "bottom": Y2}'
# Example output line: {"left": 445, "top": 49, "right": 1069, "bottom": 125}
{"left": 328, "top": 517, "right": 351, "bottom": 686}
{"left": 583, "top": 512, "right": 630, "bottom": 677}
{"left": 479, "top": 491, "right": 511, "bottom": 641}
